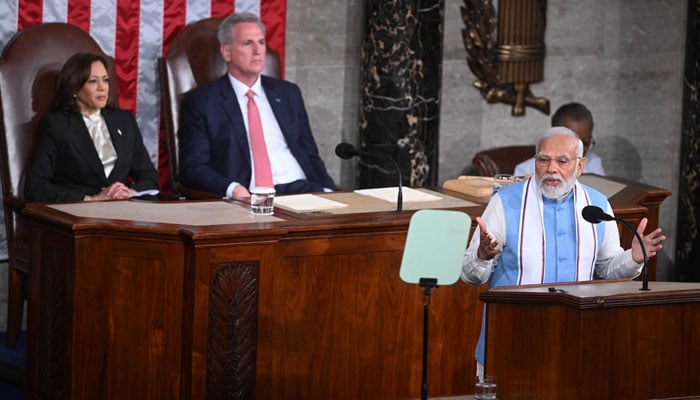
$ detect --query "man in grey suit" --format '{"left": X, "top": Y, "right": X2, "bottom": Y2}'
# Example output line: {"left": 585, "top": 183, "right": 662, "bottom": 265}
{"left": 177, "top": 12, "right": 336, "bottom": 198}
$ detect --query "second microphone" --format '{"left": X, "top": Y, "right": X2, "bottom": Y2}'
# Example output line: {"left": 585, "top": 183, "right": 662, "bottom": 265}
{"left": 334, "top": 143, "right": 404, "bottom": 212}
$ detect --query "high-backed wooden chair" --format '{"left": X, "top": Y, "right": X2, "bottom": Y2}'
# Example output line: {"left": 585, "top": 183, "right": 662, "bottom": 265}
{"left": 158, "top": 16, "right": 281, "bottom": 198}
{"left": 0, "top": 22, "right": 119, "bottom": 348}
{"left": 471, "top": 145, "right": 535, "bottom": 176}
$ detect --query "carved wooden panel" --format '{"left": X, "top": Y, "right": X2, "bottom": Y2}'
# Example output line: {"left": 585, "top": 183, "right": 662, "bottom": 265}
{"left": 37, "top": 242, "right": 67, "bottom": 399}
{"left": 207, "top": 261, "right": 259, "bottom": 400}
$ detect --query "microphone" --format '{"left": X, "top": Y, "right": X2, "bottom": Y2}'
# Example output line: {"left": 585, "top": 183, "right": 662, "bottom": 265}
{"left": 334, "top": 143, "right": 359, "bottom": 159}
{"left": 334, "top": 143, "right": 403, "bottom": 212}
{"left": 581, "top": 205, "right": 615, "bottom": 223}
{"left": 582, "top": 205, "right": 650, "bottom": 291}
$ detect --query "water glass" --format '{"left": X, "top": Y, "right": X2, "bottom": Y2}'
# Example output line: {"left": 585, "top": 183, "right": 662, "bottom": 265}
{"left": 475, "top": 375, "right": 497, "bottom": 400}
{"left": 250, "top": 187, "right": 275, "bottom": 215}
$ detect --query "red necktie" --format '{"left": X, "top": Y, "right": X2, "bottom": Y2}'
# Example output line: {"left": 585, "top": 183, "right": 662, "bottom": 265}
{"left": 246, "top": 90, "right": 274, "bottom": 187}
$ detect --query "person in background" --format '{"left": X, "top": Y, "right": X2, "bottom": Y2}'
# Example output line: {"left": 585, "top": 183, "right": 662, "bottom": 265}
{"left": 25, "top": 52, "right": 158, "bottom": 202}
{"left": 514, "top": 102, "right": 605, "bottom": 176}
{"left": 177, "top": 12, "right": 336, "bottom": 198}
{"left": 462, "top": 126, "right": 665, "bottom": 377}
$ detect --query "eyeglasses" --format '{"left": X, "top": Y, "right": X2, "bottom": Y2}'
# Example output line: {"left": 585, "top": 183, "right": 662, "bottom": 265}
{"left": 535, "top": 155, "right": 581, "bottom": 168}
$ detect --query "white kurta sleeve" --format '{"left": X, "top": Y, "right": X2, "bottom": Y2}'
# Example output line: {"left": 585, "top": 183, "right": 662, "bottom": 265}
{"left": 594, "top": 202, "right": 644, "bottom": 279}
{"left": 461, "top": 194, "right": 507, "bottom": 285}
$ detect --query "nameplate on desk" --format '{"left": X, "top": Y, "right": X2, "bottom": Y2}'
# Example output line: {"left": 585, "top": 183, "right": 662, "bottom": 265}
{"left": 48, "top": 200, "right": 283, "bottom": 225}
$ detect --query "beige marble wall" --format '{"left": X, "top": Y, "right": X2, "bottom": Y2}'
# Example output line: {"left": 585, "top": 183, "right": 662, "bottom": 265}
{"left": 286, "top": 0, "right": 686, "bottom": 279}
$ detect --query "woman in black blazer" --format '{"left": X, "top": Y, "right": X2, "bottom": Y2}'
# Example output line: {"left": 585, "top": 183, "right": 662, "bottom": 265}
{"left": 24, "top": 52, "right": 158, "bottom": 202}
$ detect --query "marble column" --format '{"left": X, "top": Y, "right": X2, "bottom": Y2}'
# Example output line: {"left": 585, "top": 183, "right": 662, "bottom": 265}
{"left": 357, "top": 0, "right": 445, "bottom": 188}
{"left": 676, "top": 0, "right": 700, "bottom": 282}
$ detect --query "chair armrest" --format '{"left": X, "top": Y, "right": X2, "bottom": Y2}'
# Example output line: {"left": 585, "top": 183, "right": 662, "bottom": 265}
{"left": 3, "top": 194, "right": 26, "bottom": 211}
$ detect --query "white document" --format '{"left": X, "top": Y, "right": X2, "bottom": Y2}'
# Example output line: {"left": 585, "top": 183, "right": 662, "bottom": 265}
{"left": 274, "top": 193, "right": 348, "bottom": 211}
{"left": 128, "top": 189, "right": 160, "bottom": 198}
{"left": 354, "top": 187, "right": 442, "bottom": 203}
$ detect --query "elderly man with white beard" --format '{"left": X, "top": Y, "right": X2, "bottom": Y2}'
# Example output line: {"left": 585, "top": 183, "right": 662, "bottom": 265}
{"left": 461, "top": 126, "right": 667, "bottom": 376}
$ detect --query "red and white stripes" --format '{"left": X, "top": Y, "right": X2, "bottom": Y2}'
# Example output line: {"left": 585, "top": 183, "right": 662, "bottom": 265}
{"left": 0, "top": 0, "right": 286, "bottom": 182}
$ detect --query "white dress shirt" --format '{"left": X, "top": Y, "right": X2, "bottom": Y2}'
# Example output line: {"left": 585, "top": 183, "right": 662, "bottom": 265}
{"left": 226, "top": 74, "right": 307, "bottom": 196}
{"left": 82, "top": 111, "right": 117, "bottom": 177}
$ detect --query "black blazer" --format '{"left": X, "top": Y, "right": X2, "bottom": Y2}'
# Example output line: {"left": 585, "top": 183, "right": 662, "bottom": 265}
{"left": 177, "top": 75, "right": 336, "bottom": 195}
{"left": 24, "top": 108, "right": 159, "bottom": 201}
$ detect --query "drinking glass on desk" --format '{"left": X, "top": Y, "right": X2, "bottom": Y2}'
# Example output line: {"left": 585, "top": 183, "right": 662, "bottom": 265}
{"left": 475, "top": 375, "right": 497, "bottom": 400}
{"left": 250, "top": 187, "right": 275, "bottom": 215}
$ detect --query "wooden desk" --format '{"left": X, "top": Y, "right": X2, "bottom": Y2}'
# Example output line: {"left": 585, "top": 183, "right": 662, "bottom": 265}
{"left": 480, "top": 281, "right": 700, "bottom": 399}
{"left": 21, "top": 178, "right": 670, "bottom": 399}
{"left": 23, "top": 195, "right": 484, "bottom": 400}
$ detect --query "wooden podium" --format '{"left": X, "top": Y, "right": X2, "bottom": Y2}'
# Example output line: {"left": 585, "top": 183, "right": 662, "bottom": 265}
{"left": 480, "top": 280, "right": 700, "bottom": 400}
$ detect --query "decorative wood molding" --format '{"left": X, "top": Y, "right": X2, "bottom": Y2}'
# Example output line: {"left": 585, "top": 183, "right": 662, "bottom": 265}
{"left": 461, "top": 0, "right": 550, "bottom": 116}
{"left": 207, "top": 261, "right": 259, "bottom": 399}
{"left": 38, "top": 244, "right": 67, "bottom": 399}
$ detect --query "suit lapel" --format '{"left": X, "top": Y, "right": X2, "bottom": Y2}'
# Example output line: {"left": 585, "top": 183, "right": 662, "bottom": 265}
{"left": 218, "top": 76, "right": 252, "bottom": 166}
{"left": 262, "top": 78, "right": 290, "bottom": 138}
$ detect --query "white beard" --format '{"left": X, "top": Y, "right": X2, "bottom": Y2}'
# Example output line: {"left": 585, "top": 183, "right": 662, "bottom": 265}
{"left": 538, "top": 168, "right": 578, "bottom": 200}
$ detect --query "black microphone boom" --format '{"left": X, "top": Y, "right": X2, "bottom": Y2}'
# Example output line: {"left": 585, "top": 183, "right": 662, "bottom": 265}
{"left": 334, "top": 143, "right": 403, "bottom": 212}
{"left": 582, "top": 205, "right": 650, "bottom": 291}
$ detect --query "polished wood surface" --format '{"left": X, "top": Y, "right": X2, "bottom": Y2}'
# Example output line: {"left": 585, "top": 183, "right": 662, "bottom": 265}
{"left": 21, "top": 177, "right": 670, "bottom": 399}
{"left": 23, "top": 200, "right": 485, "bottom": 399}
{"left": 480, "top": 281, "right": 700, "bottom": 400}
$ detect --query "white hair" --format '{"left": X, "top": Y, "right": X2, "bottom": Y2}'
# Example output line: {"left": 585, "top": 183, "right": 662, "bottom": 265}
{"left": 217, "top": 12, "right": 266, "bottom": 45}
{"left": 535, "top": 126, "right": 584, "bottom": 157}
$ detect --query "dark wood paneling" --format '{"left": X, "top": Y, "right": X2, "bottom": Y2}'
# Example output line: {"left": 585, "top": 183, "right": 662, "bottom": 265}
{"left": 26, "top": 225, "right": 184, "bottom": 400}
{"left": 483, "top": 282, "right": 700, "bottom": 399}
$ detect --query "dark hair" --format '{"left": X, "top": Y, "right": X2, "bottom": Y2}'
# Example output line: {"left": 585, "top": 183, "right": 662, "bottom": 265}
{"left": 53, "top": 52, "right": 115, "bottom": 113}
{"left": 551, "top": 102, "right": 594, "bottom": 129}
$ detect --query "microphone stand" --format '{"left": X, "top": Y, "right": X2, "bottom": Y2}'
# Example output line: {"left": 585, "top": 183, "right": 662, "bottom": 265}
{"left": 419, "top": 277, "right": 437, "bottom": 400}
{"left": 358, "top": 152, "right": 403, "bottom": 212}
{"left": 383, "top": 155, "right": 403, "bottom": 212}
{"left": 616, "top": 219, "right": 650, "bottom": 291}
{"left": 335, "top": 143, "right": 403, "bottom": 212}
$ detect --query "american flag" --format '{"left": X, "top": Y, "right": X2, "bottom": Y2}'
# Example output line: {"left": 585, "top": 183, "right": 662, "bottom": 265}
{"left": 0, "top": 0, "right": 287, "bottom": 258}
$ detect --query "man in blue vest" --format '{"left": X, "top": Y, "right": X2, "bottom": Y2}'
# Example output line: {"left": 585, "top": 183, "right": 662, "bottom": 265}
{"left": 461, "top": 126, "right": 666, "bottom": 376}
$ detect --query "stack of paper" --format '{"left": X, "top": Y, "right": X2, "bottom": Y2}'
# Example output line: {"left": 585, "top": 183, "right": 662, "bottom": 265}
{"left": 354, "top": 187, "right": 442, "bottom": 203}
{"left": 274, "top": 194, "right": 348, "bottom": 211}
